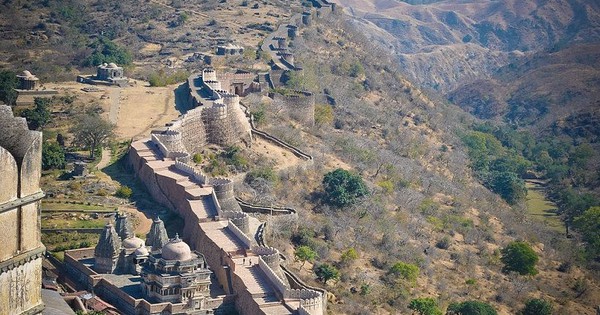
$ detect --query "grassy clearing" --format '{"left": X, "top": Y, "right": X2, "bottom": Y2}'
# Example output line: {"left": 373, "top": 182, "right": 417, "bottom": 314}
{"left": 42, "top": 217, "right": 107, "bottom": 229}
{"left": 525, "top": 181, "right": 563, "bottom": 232}
{"left": 41, "top": 200, "right": 113, "bottom": 211}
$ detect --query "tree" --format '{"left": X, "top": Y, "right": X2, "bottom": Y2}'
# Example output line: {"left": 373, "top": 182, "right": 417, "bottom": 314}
{"left": 71, "top": 113, "right": 115, "bottom": 159}
{"left": 83, "top": 37, "right": 133, "bottom": 67}
{"left": 340, "top": 247, "right": 359, "bottom": 265}
{"left": 20, "top": 97, "right": 51, "bottom": 130}
{"left": 408, "top": 298, "right": 443, "bottom": 315}
{"left": 521, "top": 298, "right": 552, "bottom": 315}
{"left": 388, "top": 261, "right": 419, "bottom": 284}
{"left": 0, "top": 70, "right": 18, "bottom": 105}
{"left": 446, "top": 300, "right": 497, "bottom": 315}
{"left": 489, "top": 171, "right": 527, "bottom": 205}
{"left": 322, "top": 168, "right": 368, "bottom": 208}
{"left": 42, "top": 142, "right": 66, "bottom": 170}
{"left": 294, "top": 245, "right": 317, "bottom": 268}
{"left": 500, "top": 241, "right": 538, "bottom": 275}
{"left": 314, "top": 263, "right": 340, "bottom": 284}
{"left": 573, "top": 206, "right": 600, "bottom": 259}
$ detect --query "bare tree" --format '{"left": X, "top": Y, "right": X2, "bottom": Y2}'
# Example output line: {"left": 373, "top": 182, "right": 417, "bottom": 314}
{"left": 71, "top": 114, "right": 115, "bottom": 159}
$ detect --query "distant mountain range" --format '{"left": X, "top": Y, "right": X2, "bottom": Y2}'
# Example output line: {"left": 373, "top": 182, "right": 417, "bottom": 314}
{"left": 333, "top": 0, "right": 600, "bottom": 139}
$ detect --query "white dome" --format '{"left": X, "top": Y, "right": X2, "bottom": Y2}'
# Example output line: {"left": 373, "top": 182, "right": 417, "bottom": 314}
{"left": 107, "top": 62, "right": 118, "bottom": 68}
{"left": 134, "top": 244, "right": 149, "bottom": 256}
{"left": 161, "top": 234, "right": 192, "bottom": 261}
{"left": 122, "top": 236, "right": 145, "bottom": 249}
{"left": 22, "top": 70, "right": 32, "bottom": 77}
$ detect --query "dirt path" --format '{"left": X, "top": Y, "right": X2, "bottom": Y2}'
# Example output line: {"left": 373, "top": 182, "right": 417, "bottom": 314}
{"left": 96, "top": 148, "right": 112, "bottom": 170}
{"left": 108, "top": 88, "right": 121, "bottom": 124}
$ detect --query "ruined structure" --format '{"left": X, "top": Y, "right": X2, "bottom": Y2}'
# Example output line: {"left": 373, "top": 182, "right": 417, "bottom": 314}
{"left": 0, "top": 105, "right": 45, "bottom": 315}
{"left": 270, "top": 90, "right": 316, "bottom": 126}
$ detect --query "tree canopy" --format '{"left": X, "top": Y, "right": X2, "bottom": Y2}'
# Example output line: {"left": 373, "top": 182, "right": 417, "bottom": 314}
{"left": 500, "top": 241, "right": 539, "bottom": 275}
{"left": 388, "top": 261, "right": 419, "bottom": 284}
{"left": 20, "top": 97, "right": 51, "bottom": 130}
{"left": 42, "top": 142, "right": 66, "bottom": 170}
{"left": 446, "top": 300, "right": 497, "bottom": 315}
{"left": 294, "top": 245, "right": 317, "bottom": 268}
{"left": 408, "top": 297, "right": 443, "bottom": 315}
{"left": 0, "top": 70, "right": 18, "bottom": 105}
{"left": 322, "top": 168, "right": 368, "bottom": 208}
{"left": 573, "top": 206, "right": 600, "bottom": 259}
{"left": 70, "top": 113, "right": 114, "bottom": 159}
{"left": 83, "top": 37, "right": 132, "bottom": 67}
{"left": 314, "top": 263, "right": 340, "bottom": 284}
{"left": 521, "top": 298, "right": 552, "bottom": 315}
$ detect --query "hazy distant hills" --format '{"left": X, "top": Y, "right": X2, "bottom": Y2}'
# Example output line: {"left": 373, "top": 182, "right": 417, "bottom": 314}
{"left": 333, "top": 0, "right": 600, "bottom": 136}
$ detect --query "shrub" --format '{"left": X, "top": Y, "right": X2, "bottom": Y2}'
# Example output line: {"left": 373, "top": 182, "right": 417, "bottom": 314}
{"left": 447, "top": 300, "right": 497, "bottom": 315}
{"left": 115, "top": 185, "right": 133, "bottom": 199}
{"left": 314, "top": 104, "right": 334, "bottom": 126}
{"left": 340, "top": 248, "right": 359, "bottom": 265}
{"left": 314, "top": 263, "right": 340, "bottom": 284}
{"left": 246, "top": 166, "right": 277, "bottom": 184}
{"left": 42, "top": 142, "right": 66, "bottom": 170}
{"left": 322, "top": 168, "right": 368, "bottom": 208}
{"left": 193, "top": 153, "right": 203, "bottom": 164}
{"left": 500, "top": 241, "right": 538, "bottom": 275}
{"left": 436, "top": 236, "right": 451, "bottom": 250}
{"left": 408, "top": 297, "right": 442, "bottom": 315}
{"left": 521, "top": 298, "right": 552, "bottom": 315}
{"left": 388, "top": 261, "right": 419, "bottom": 284}
{"left": 294, "top": 245, "right": 317, "bottom": 268}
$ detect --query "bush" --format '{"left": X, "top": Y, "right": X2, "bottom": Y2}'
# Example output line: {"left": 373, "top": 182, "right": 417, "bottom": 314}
{"left": 388, "top": 261, "right": 419, "bottom": 284}
{"left": 20, "top": 97, "right": 51, "bottom": 130}
{"left": 42, "top": 142, "right": 66, "bottom": 170}
{"left": 322, "top": 168, "right": 368, "bottom": 208}
{"left": 115, "top": 185, "right": 133, "bottom": 199}
{"left": 314, "top": 263, "right": 340, "bottom": 284}
{"left": 193, "top": 153, "right": 203, "bottom": 164}
{"left": 246, "top": 166, "right": 277, "bottom": 184}
{"left": 521, "top": 298, "right": 552, "bottom": 315}
{"left": 340, "top": 248, "right": 359, "bottom": 265}
{"left": 314, "top": 104, "right": 334, "bottom": 126}
{"left": 435, "top": 236, "right": 451, "bottom": 250}
{"left": 500, "top": 241, "right": 539, "bottom": 275}
{"left": 408, "top": 297, "right": 442, "bottom": 315}
{"left": 446, "top": 300, "right": 497, "bottom": 315}
{"left": 294, "top": 245, "right": 317, "bottom": 268}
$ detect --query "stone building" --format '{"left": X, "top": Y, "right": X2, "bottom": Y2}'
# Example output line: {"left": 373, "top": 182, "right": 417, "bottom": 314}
{"left": 140, "top": 234, "right": 212, "bottom": 310}
{"left": 16, "top": 70, "right": 39, "bottom": 90}
{"left": 94, "top": 223, "right": 121, "bottom": 274}
{"left": 96, "top": 63, "right": 124, "bottom": 81}
{"left": 146, "top": 216, "right": 169, "bottom": 253}
{"left": 0, "top": 105, "right": 45, "bottom": 314}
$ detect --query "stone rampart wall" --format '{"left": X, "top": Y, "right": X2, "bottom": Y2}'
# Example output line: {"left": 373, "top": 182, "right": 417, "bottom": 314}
{"left": 257, "top": 256, "right": 287, "bottom": 297}
{"left": 174, "top": 161, "right": 207, "bottom": 185}
{"left": 227, "top": 221, "right": 253, "bottom": 249}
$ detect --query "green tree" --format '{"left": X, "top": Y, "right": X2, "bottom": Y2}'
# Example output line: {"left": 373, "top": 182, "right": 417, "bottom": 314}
{"left": 0, "top": 70, "right": 18, "bottom": 105}
{"left": 71, "top": 113, "right": 115, "bottom": 159}
{"left": 42, "top": 142, "right": 66, "bottom": 170}
{"left": 573, "top": 206, "right": 600, "bottom": 259}
{"left": 314, "top": 263, "right": 340, "bottom": 284}
{"left": 322, "top": 168, "right": 368, "bottom": 208}
{"left": 340, "top": 247, "right": 359, "bottom": 265}
{"left": 388, "top": 261, "right": 419, "bottom": 284}
{"left": 500, "top": 241, "right": 539, "bottom": 275}
{"left": 314, "top": 104, "right": 334, "bottom": 126}
{"left": 294, "top": 245, "right": 317, "bottom": 268}
{"left": 408, "top": 297, "right": 443, "bottom": 315}
{"left": 446, "top": 301, "right": 497, "bottom": 315}
{"left": 521, "top": 298, "right": 552, "bottom": 315}
{"left": 489, "top": 171, "right": 527, "bottom": 205}
{"left": 20, "top": 97, "right": 51, "bottom": 130}
{"left": 83, "top": 37, "right": 133, "bottom": 67}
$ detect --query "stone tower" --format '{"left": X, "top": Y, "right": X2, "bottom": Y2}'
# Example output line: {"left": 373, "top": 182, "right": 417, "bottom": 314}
{"left": 114, "top": 212, "right": 132, "bottom": 240}
{"left": 0, "top": 105, "right": 45, "bottom": 314}
{"left": 94, "top": 223, "right": 121, "bottom": 274}
{"left": 146, "top": 216, "right": 169, "bottom": 253}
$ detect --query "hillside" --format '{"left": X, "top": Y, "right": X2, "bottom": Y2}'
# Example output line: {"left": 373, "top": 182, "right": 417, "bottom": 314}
{"left": 1, "top": 0, "right": 599, "bottom": 314}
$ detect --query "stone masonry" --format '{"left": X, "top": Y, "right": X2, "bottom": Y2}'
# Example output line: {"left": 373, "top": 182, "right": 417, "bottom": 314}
{"left": 0, "top": 105, "right": 45, "bottom": 315}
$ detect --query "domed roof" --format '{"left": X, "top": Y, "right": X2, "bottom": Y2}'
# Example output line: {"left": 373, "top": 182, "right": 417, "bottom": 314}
{"left": 122, "top": 236, "right": 145, "bottom": 249}
{"left": 161, "top": 234, "right": 192, "bottom": 261}
{"left": 107, "top": 62, "right": 118, "bottom": 68}
{"left": 22, "top": 70, "right": 32, "bottom": 77}
{"left": 134, "top": 244, "right": 149, "bottom": 256}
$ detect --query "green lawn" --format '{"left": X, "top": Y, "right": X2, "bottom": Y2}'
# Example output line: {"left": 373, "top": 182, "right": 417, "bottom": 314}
{"left": 525, "top": 181, "right": 563, "bottom": 232}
